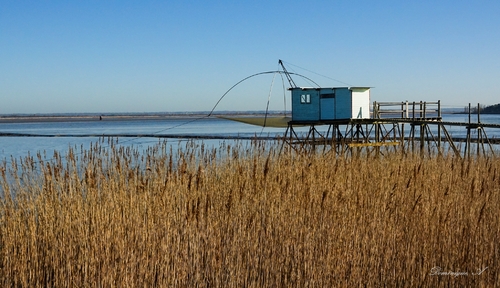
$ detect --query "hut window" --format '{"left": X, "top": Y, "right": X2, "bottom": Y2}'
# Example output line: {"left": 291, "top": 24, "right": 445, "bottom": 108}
{"left": 300, "top": 94, "right": 311, "bottom": 104}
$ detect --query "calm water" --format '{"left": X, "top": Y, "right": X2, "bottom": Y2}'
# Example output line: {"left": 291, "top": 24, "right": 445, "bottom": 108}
{"left": 1, "top": 114, "right": 500, "bottom": 161}
{"left": 0, "top": 117, "right": 293, "bottom": 161}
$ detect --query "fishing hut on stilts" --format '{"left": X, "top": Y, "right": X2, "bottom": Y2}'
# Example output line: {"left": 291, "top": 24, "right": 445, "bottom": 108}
{"left": 279, "top": 61, "right": 499, "bottom": 157}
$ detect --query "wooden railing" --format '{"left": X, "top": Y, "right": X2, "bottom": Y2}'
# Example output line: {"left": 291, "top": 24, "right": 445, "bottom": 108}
{"left": 373, "top": 101, "right": 441, "bottom": 120}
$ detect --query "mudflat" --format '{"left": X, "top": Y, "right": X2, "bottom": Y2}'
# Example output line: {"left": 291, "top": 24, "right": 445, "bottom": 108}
{"left": 0, "top": 112, "right": 284, "bottom": 124}
{"left": 0, "top": 113, "right": 210, "bottom": 124}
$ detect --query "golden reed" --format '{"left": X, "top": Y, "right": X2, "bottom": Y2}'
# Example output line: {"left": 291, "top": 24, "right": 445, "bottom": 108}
{"left": 1, "top": 139, "right": 498, "bottom": 287}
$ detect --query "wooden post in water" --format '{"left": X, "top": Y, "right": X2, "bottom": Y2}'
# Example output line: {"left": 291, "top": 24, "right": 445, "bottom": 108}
{"left": 419, "top": 101, "right": 423, "bottom": 119}
{"left": 477, "top": 103, "right": 481, "bottom": 156}
{"left": 405, "top": 101, "right": 409, "bottom": 118}
{"left": 420, "top": 123, "right": 425, "bottom": 153}
{"left": 466, "top": 103, "right": 471, "bottom": 158}
{"left": 412, "top": 102, "right": 415, "bottom": 121}
{"left": 401, "top": 123, "right": 405, "bottom": 154}
{"left": 437, "top": 100, "right": 441, "bottom": 150}
{"left": 478, "top": 103, "right": 481, "bottom": 124}
{"left": 411, "top": 102, "right": 415, "bottom": 153}
{"left": 311, "top": 125, "right": 316, "bottom": 152}
{"left": 420, "top": 102, "right": 425, "bottom": 153}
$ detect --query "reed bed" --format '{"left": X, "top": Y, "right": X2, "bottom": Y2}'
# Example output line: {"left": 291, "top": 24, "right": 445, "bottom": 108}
{"left": 0, "top": 139, "right": 499, "bottom": 287}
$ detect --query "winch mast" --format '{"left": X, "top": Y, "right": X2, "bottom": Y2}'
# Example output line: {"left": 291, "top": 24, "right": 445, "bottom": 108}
{"left": 279, "top": 59, "right": 297, "bottom": 89}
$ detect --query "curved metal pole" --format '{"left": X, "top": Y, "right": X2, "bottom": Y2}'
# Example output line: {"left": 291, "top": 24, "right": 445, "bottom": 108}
{"left": 208, "top": 71, "right": 320, "bottom": 116}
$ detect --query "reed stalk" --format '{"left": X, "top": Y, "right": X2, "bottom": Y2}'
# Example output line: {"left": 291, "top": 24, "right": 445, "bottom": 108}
{"left": 0, "top": 140, "right": 498, "bottom": 286}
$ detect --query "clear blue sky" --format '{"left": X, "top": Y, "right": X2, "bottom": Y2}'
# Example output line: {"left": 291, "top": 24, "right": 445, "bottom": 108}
{"left": 1, "top": 1, "right": 499, "bottom": 114}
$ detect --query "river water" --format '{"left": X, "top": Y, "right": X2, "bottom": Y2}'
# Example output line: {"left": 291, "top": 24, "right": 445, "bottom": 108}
{"left": 1, "top": 114, "right": 500, "bottom": 161}
{"left": 0, "top": 117, "right": 291, "bottom": 161}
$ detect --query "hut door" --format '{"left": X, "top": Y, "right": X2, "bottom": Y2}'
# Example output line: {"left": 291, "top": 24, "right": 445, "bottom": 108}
{"left": 320, "top": 93, "right": 335, "bottom": 120}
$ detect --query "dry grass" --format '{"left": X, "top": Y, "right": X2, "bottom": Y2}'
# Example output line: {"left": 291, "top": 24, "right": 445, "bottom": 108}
{"left": 0, "top": 139, "right": 499, "bottom": 287}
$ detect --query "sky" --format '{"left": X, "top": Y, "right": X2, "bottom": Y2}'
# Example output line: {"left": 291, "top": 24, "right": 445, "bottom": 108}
{"left": 1, "top": 1, "right": 500, "bottom": 114}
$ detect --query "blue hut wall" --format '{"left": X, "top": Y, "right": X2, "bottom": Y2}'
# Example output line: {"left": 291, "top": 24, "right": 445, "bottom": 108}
{"left": 334, "top": 88, "right": 352, "bottom": 119}
{"left": 291, "top": 87, "right": 370, "bottom": 121}
{"left": 291, "top": 88, "right": 320, "bottom": 121}
{"left": 317, "top": 88, "right": 334, "bottom": 120}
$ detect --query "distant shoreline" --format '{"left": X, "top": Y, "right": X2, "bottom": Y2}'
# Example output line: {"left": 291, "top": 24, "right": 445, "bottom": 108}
{"left": 0, "top": 111, "right": 287, "bottom": 124}
{"left": 0, "top": 114, "right": 205, "bottom": 124}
